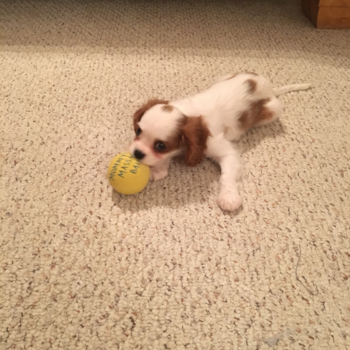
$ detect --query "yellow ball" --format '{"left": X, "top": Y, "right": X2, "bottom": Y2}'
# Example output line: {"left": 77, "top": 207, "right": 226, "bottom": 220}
{"left": 107, "top": 153, "right": 150, "bottom": 195}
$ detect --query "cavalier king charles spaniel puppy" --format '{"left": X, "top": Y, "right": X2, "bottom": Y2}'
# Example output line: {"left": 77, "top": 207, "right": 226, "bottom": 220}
{"left": 129, "top": 73, "right": 310, "bottom": 211}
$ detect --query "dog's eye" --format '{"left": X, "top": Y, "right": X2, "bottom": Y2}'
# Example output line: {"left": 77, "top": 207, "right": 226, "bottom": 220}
{"left": 155, "top": 142, "right": 166, "bottom": 152}
{"left": 135, "top": 128, "right": 142, "bottom": 136}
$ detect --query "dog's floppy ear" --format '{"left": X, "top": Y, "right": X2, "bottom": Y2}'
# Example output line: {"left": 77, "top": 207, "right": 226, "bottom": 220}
{"left": 181, "top": 116, "right": 211, "bottom": 167}
{"left": 133, "top": 99, "right": 169, "bottom": 130}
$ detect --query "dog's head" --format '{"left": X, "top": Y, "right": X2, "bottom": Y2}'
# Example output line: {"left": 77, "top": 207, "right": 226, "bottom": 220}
{"left": 129, "top": 99, "right": 211, "bottom": 167}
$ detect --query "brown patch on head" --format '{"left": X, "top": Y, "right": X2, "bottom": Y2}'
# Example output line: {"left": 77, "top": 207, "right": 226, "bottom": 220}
{"left": 154, "top": 132, "right": 182, "bottom": 155}
{"left": 161, "top": 105, "right": 174, "bottom": 113}
{"left": 164, "top": 135, "right": 182, "bottom": 153}
{"left": 239, "top": 98, "right": 274, "bottom": 131}
{"left": 246, "top": 79, "right": 257, "bottom": 94}
{"left": 133, "top": 99, "right": 169, "bottom": 131}
{"left": 180, "top": 116, "right": 211, "bottom": 167}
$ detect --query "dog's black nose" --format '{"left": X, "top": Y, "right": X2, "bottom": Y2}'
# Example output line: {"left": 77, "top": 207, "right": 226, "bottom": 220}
{"left": 134, "top": 149, "right": 145, "bottom": 160}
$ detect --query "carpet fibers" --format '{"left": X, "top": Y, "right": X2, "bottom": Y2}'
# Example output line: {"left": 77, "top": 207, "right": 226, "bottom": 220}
{"left": 1, "top": 0, "right": 350, "bottom": 349}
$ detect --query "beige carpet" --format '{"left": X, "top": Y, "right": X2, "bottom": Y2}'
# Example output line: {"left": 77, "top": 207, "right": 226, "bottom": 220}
{"left": 1, "top": 0, "right": 350, "bottom": 349}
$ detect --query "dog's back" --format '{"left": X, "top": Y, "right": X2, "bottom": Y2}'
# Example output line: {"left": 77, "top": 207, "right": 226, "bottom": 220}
{"left": 190, "top": 73, "right": 276, "bottom": 137}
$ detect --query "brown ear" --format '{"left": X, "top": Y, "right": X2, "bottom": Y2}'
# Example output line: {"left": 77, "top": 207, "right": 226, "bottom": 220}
{"left": 181, "top": 116, "right": 211, "bottom": 167}
{"left": 133, "top": 99, "right": 169, "bottom": 130}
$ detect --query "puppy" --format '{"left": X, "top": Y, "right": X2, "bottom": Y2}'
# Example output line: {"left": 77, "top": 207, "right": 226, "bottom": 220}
{"left": 129, "top": 73, "right": 310, "bottom": 211}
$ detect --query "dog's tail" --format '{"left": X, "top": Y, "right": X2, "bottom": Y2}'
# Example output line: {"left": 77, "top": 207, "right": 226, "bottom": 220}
{"left": 273, "top": 84, "right": 311, "bottom": 96}
{"left": 213, "top": 73, "right": 236, "bottom": 84}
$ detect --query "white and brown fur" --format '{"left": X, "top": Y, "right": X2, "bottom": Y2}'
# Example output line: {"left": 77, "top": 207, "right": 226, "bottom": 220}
{"left": 129, "top": 73, "right": 311, "bottom": 211}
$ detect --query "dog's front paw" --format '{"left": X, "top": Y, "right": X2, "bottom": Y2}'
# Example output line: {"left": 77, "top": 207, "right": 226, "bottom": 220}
{"left": 150, "top": 166, "right": 168, "bottom": 181}
{"left": 216, "top": 190, "right": 242, "bottom": 211}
